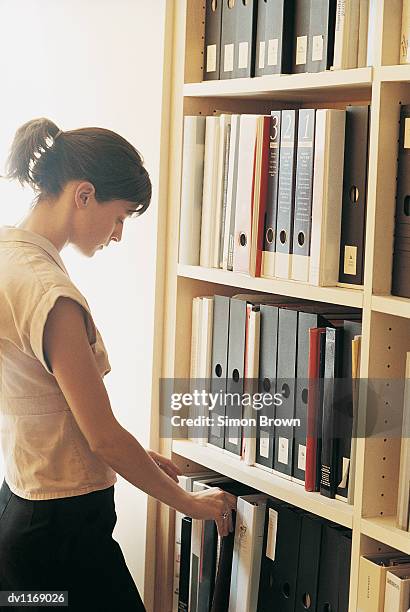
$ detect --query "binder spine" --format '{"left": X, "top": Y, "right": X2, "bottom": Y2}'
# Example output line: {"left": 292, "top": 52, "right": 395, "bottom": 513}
{"left": 178, "top": 517, "right": 192, "bottom": 612}
{"left": 320, "top": 327, "right": 343, "bottom": 498}
{"left": 392, "top": 104, "right": 410, "bottom": 297}
{"left": 219, "top": 121, "right": 232, "bottom": 268}
{"left": 261, "top": 111, "right": 281, "bottom": 279}
{"left": 275, "top": 110, "right": 298, "bottom": 279}
{"left": 209, "top": 296, "right": 231, "bottom": 449}
{"left": 339, "top": 106, "right": 370, "bottom": 285}
{"left": 253, "top": 116, "right": 271, "bottom": 278}
{"left": 295, "top": 515, "right": 323, "bottom": 611}
{"left": 274, "top": 308, "right": 298, "bottom": 477}
{"left": 255, "top": 0, "right": 295, "bottom": 76}
{"left": 233, "top": 115, "right": 259, "bottom": 275}
{"left": 225, "top": 298, "right": 247, "bottom": 455}
{"left": 307, "top": 0, "right": 337, "bottom": 73}
{"left": 291, "top": 109, "right": 316, "bottom": 281}
{"left": 220, "top": 0, "right": 237, "bottom": 80}
{"left": 233, "top": 0, "right": 258, "bottom": 78}
{"left": 200, "top": 117, "right": 220, "bottom": 268}
{"left": 292, "top": 0, "right": 311, "bottom": 74}
{"left": 204, "top": 0, "right": 223, "bottom": 81}
{"left": 178, "top": 117, "right": 206, "bottom": 266}
{"left": 256, "top": 305, "right": 279, "bottom": 469}
{"left": 305, "top": 328, "right": 326, "bottom": 492}
{"left": 335, "top": 321, "right": 362, "bottom": 501}
{"left": 223, "top": 116, "right": 241, "bottom": 271}
{"left": 293, "top": 312, "right": 321, "bottom": 483}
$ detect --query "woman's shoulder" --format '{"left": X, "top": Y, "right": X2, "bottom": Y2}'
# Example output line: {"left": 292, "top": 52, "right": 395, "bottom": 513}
{"left": 1, "top": 244, "right": 83, "bottom": 300}
{"left": 0, "top": 245, "right": 93, "bottom": 342}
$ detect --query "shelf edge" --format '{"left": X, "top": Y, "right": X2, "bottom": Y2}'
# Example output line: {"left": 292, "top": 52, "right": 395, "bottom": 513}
{"left": 172, "top": 439, "right": 354, "bottom": 529}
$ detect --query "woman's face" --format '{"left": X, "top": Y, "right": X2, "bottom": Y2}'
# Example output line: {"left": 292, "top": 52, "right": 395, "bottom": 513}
{"left": 85, "top": 198, "right": 137, "bottom": 256}
{"left": 71, "top": 183, "right": 139, "bottom": 257}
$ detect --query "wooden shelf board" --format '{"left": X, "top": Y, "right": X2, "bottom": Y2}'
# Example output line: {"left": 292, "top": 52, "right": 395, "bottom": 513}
{"left": 372, "top": 295, "right": 410, "bottom": 318}
{"left": 172, "top": 439, "right": 353, "bottom": 528}
{"left": 376, "top": 64, "right": 410, "bottom": 83}
{"left": 183, "top": 67, "right": 373, "bottom": 101}
{"left": 361, "top": 516, "right": 410, "bottom": 554}
{"left": 178, "top": 264, "right": 364, "bottom": 308}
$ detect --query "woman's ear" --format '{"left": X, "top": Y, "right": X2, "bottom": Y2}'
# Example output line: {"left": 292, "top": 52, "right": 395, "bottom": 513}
{"left": 74, "top": 181, "right": 96, "bottom": 209}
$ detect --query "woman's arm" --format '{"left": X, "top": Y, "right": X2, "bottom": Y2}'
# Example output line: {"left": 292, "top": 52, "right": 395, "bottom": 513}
{"left": 43, "top": 297, "right": 236, "bottom": 534}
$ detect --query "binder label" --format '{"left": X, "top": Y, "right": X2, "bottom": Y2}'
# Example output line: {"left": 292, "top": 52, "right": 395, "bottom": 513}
{"left": 268, "top": 38, "right": 279, "bottom": 66}
{"left": 405, "top": 118, "right": 410, "bottom": 149}
{"left": 295, "top": 36, "right": 307, "bottom": 65}
{"left": 298, "top": 444, "right": 306, "bottom": 471}
{"left": 312, "top": 35, "right": 324, "bottom": 62}
{"left": 338, "top": 456, "right": 350, "bottom": 489}
{"left": 278, "top": 437, "right": 289, "bottom": 465}
{"left": 259, "top": 435, "right": 269, "bottom": 459}
{"left": 206, "top": 44, "right": 217, "bottom": 73}
{"left": 238, "top": 41, "right": 249, "bottom": 69}
{"left": 259, "top": 41, "right": 266, "bottom": 70}
{"left": 344, "top": 245, "right": 357, "bottom": 275}
{"left": 224, "top": 44, "right": 234, "bottom": 72}
{"left": 266, "top": 508, "right": 278, "bottom": 561}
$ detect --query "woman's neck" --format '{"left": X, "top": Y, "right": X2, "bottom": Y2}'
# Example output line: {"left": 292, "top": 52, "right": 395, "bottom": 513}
{"left": 17, "top": 198, "right": 71, "bottom": 252}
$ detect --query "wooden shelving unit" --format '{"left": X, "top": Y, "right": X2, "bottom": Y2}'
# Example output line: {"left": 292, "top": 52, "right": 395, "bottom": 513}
{"left": 153, "top": 1, "right": 410, "bottom": 611}
{"left": 183, "top": 67, "right": 373, "bottom": 101}
{"left": 178, "top": 264, "right": 364, "bottom": 308}
{"left": 372, "top": 295, "right": 410, "bottom": 319}
{"left": 173, "top": 439, "right": 354, "bottom": 529}
{"left": 361, "top": 516, "right": 410, "bottom": 555}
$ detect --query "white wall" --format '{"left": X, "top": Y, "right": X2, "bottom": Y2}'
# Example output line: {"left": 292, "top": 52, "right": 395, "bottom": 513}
{"left": 0, "top": 0, "right": 168, "bottom": 604}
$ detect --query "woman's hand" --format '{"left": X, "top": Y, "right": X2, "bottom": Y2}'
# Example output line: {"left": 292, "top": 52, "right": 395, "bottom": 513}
{"left": 189, "top": 487, "right": 237, "bottom": 537}
{"left": 147, "top": 449, "right": 183, "bottom": 483}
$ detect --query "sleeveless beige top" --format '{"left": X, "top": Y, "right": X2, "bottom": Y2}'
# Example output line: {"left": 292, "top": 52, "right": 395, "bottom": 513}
{"left": 0, "top": 226, "right": 117, "bottom": 499}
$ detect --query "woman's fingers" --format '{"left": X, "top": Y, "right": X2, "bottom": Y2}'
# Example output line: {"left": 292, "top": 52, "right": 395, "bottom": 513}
{"left": 164, "top": 465, "right": 180, "bottom": 482}
{"left": 154, "top": 454, "right": 182, "bottom": 483}
{"left": 215, "top": 517, "right": 229, "bottom": 538}
{"left": 168, "top": 460, "right": 183, "bottom": 476}
{"left": 162, "top": 460, "right": 181, "bottom": 482}
{"left": 225, "top": 492, "right": 237, "bottom": 511}
{"left": 228, "top": 512, "right": 234, "bottom": 534}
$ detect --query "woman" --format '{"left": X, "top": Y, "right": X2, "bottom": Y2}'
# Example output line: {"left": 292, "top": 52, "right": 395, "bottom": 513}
{"left": 0, "top": 118, "right": 236, "bottom": 611}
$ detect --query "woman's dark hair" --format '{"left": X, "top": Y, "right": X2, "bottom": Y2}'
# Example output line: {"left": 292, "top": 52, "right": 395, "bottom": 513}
{"left": 5, "top": 118, "right": 151, "bottom": 215}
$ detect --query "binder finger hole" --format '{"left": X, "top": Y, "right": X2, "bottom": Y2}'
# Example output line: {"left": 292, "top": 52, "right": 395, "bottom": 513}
{"left": 302, "top": 593, "right": 312, "bottom": 609}
{"left": 349, "top": 185, "right": 359, "bottom": 203}
{"left": 232, "top": 368, "right": 240, "bottom": 383}
{"left": 282, "top": 582, "right": 290, "bottom": 598}
{"left": 322, "top": 604, "right": 332, "bottom": 612}
{"left": 227, "top": 0, "right": 235, "bottom": 8}
{"left": 279, "top": 230, "right": 287, "bottom": 245}
{"left": 215, "top": 363, "right": 222, "bottom": 378}
{"left": 404, "top": 195, "right": 410, "bottom": 216}
{"left": 266, "top": 227, "right": 274, "bottom": 244}
{"left": 211, "top": 0, "right": 217, "bottom": 11}
{"left": 239, "top": 232, "right": 247, "bottom": 247}
{"left": 301, "top": 388, "right": 308, "bottom": 404}
{"left": 263, "top": 377, "right": 271, "bottom": 392}
{"left": 281, "top": 383, "right": 290, "bottom": 399}
{"left": 297, "top": 231, "right": 305, "bottom": 247}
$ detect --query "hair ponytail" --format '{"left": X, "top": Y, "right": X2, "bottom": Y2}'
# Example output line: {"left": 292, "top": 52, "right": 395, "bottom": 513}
{"left": 5, "top": 118, "right": 61, "bottom": 190}
{"left": 4, "top": 118, "right": 151, "bottom": 215}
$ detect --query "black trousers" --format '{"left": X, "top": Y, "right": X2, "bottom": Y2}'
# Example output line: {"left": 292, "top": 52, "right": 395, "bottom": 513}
{"left": 0, "top": 480, "right": 145, "bottom": 611}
